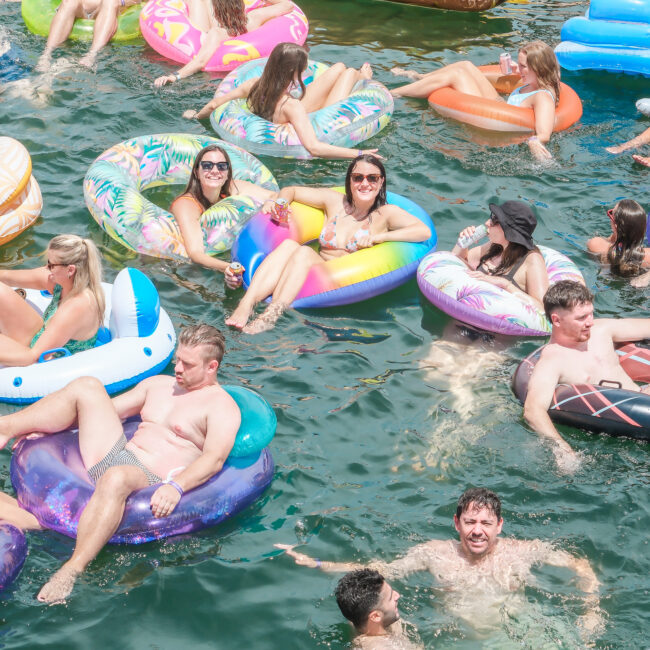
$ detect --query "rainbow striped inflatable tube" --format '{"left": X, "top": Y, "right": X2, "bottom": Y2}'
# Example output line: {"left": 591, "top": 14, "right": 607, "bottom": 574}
{"left": 232, "top": 190, "right": 436, "bottom": 308}
{"left": 22, "top": 0, "right": 142, "bottom": 40}
{"left": 417, "top": 246, "right": 583, "bottom": 336}
{"left": 84, "top": 133, "right": 278, "bottom": 261}
{"left": 210, "top": 59, "right": 394, "bottom": 159}
{"left": 512, "top": 342, "right": 650, "bottom": 440}
{"left": 11, "top": 386, "right": 276, "bottom": 544}
{"left": 0, "top": 522, "right": 26, "bottom": 591}
{"left": 555, "top": 0, "right": 650, "bottom": 76}
{"left": 140, "top": 0, "right": 308, "bottom": 73}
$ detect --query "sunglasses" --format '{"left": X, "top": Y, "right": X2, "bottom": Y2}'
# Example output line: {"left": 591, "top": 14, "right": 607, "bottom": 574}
{"left": 200, "top": 161, "right": 229, "bottom": 172}
{"left": 488, "top": 213, "right": 500, "bottom": 226}
{"left": 350, "top": 173, "right": 382, "bottom": 185}
{"left": 47, "top": 261, "right": 66, "bottom": 271}
{"left": 606, "top": 208, "right": 615, "bottom": 221}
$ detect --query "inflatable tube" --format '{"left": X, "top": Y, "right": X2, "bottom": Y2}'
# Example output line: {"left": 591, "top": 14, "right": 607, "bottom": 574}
{"left": 428, "top": 65, "right": 582, "bottom": 133}
{"left": 0, "top": 137, "right": 31, "bottom": 210}
{"left": 140, "top": 0, "right": 308, "bottom": 73}
{"left": 11, "top": 386, "right": 276, "bottom": 543}
{"left": 637, "top": 98, "right": 650, "bottom": 116}
{"left": 512, "top": 342, "right": 650, "bottom": 440}
{"left": 210, "top": 59, "right": 394, "bottom": 159}
{"left": 417, "top": 246, "right": 584, "bottom": 336}
{"left": 374, "top": 0, "right": 505, "bottom": 9}
{"left": 84, "top": 133, "right": 278, "bottom": 260}
{"left": 0, "top": 176, "right": 42, "bottom": 246}
{"left": 0, "top": 268, "right": 176, "bottom": 404}
{"left": 556, "top": 0, "right": 650, "bottom": 76}
{"left": 22, "top": 0, "right": 142, "bottom": 41}
{"left": 233, "top": 189, "right": 436, "bottom": 309}
{"left": 0, "top": 522, "right": 27, "bottom": 591}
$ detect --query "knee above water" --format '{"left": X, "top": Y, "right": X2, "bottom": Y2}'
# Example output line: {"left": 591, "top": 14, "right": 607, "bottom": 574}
{"left": 68, "top": 375, "right": 105, "bottom": 395}
{"left": 94, "top": 466, "right": 135, "bottom": 496}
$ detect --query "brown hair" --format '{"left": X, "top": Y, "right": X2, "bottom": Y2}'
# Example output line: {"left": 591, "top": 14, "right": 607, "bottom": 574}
{"left": 479, "top": 242, "right": 540, "bottom": 277}
{"left": 456, "top": 487, "right": 501, "bottom": 520}
{"left": 176, "top": 144, "right": 233, "bottom": 211}
{"left": 248, "top": 42, "right": 308, "bottom": 121}
{"left": 543, "top": 280, "right": 593, "bottom": 320}
{"left": 211, "top": 0, "right": 246, "bottom": 37}
{"left": 520, "top": 40, "right": 561, "bottom": 106}
{"left": 179, "top": 323, "right": 226, "bottom": 364}
{"left": 344, "top": 154, "right": 387, "bottom": 214}
{"left": 607, "top": 199, "right": 647, "bottom": 277}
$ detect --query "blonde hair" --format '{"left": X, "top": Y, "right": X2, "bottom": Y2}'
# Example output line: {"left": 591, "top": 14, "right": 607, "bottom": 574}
{"left": 47, "top": 234, "right": 105, "bottom": 322}
{"left": 178, "top": 323, "right": 225, "bottom": 363}
{"left": 520, "top": 41, "right": 561, "bottom": 106}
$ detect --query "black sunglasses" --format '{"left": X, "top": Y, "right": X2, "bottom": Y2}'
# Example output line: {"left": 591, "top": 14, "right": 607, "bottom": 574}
{"left": 350, "top": 173, "right": 382, "bottom": 184}
{"left": 200, "top": 161, "right": 229, "bottom": 172}
{"left": 47, "top": 261, "right": 66, "bottom": 271}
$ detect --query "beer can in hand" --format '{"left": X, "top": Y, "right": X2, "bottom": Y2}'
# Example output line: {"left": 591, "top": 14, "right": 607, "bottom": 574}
{"left": 499, "top": 53, "right": 512, "bottom": 75}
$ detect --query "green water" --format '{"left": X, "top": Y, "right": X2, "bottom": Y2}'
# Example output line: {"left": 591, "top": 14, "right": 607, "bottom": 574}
{"left": 1, "top": 0, "right": 649, "bottom": 647}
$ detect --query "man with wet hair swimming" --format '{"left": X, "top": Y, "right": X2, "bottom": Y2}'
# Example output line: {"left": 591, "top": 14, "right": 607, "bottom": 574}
{"left": 276, "top": 487, "right": 602, "bottom": 643}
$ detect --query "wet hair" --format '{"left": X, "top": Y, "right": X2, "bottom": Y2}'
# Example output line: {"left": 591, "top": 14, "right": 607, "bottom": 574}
{"left": 248, "top": 42, "right": 308, "bottom": 121}
{"left": 478, "top": 242, "right": 540, "bottom": 277}
{"left": 543, "top": 280, "right": 593, "bottom": 321}
{"left": 212, "top": 0, "right": 247, "bottom": 37}
{"left": 178, "top": 323, "right": 226, "bottom": 364}
{"left": 335, "top": 569, "right": 385, "bottom": 631}
{"left": 344, "top": 154, "right": 387, "bottom": 214}
{"left": 47, "top": 234, "right": 105, "bottom": 322}
{"left": 177, "top": 144, "right": 233, "bottom": 211}
{"left": 456, "top": 488, "right": 501, "bottom": 521}
{"left": 606, "top": 199, "right": 647, "bottom": 277}
{"left": 519, "top": 40, "right": 561, "bottom": 106}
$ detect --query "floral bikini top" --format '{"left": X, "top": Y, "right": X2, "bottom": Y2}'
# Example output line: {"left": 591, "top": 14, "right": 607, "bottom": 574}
{"left": 319, "top": 213, "right": 372, "bottom": 253}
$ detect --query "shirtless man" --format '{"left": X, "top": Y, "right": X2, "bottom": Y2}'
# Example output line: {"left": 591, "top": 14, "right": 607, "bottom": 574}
{"left": 0, "top": 323, "right": 240, "bottom": 604}
{"left": 524, "top": 280, "right": 650, "bottom": 470}
{"left": 36, "top": 0, "right": 140, "bottom": 70}
{"left": 334, "top": 570, "right": 421, "bottom": 650}
{"left": 276, "top": 488, "right": 602, "bottom": 642}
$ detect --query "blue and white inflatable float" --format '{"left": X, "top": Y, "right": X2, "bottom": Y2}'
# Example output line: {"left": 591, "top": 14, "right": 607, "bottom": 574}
{"left": 555, "top": 0, "right": 650, "bottom": 76}
{"left": 0, "top": 267, "right": 176, "bottom": 404}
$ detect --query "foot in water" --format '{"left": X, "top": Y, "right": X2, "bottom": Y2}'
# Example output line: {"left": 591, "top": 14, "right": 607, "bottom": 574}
{"left": 225, "top": 300, "right": 255, "bottom": 329}
{"left": 37, "top": 565, "right": 80, "bottom": 604}
{"left": 632, "top": 154, "right": 650, "bottom": 167}
{"left": 605, "top": 145, "right": 626, "bottom": 154}
{"left": 79, "top": 51, "right": 97, "bottom": 68}
{"left": 242, "top": 302, "right": 286, "bottom": 335}
{"left": 359, "top": 62, "right": 373, "bottom": 80}
{"left": 390, "top": 66, "right": 421, "bottom": 81}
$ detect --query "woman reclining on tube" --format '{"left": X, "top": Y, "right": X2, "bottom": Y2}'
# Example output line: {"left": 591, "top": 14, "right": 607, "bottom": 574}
{"left": 0, "top": 234, "right": 104, "bottom": 366}
{"left": 183, "top": 42, "right": 380, "bottom": 160}
{"left": 225, "top": 154, "right": 431, "bottom": 333}
{"left": 391, "top": 40, "right": 560, "bottom": 161}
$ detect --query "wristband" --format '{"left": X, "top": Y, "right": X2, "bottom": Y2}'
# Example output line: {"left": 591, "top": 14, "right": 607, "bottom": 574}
{"left": 315, "top": 558, "right": 322, "bottom": 568}
{"left": 164, "top": 479, "right": 184, "bottom": 497}
{"left": 174, "top": 71, "right": 181, "bottom": 82}
{"left": 527, "top": 135, "right": 539, "bottom": 143}
{"left": 357, "top": 150, "right": 363, "bottom": 157}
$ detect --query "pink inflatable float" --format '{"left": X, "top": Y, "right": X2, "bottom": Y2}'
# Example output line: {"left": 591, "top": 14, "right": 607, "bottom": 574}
{"left": 140, "top": 0, "right": 308, "bottom": 73}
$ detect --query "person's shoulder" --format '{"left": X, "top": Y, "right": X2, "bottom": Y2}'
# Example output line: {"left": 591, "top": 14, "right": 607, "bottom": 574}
{"left": 139, "top": 374, "right": 174, "bottom": 390}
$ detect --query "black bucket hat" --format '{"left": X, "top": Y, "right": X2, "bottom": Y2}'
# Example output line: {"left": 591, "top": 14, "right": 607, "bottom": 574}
{"left": 488, "top": 201, "right": 537, "bottom": 250}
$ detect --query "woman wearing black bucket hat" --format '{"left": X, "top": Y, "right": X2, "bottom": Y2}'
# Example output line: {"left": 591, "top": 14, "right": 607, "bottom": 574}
{"left": 452, "top": 200, "right": 549, "bottom": 308}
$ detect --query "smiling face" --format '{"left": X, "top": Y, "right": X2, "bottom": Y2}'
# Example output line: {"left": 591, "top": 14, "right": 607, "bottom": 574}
{"left": 551, "top": 301, "right": 594, "bottom": 343}
{"left": 454, "top": 503, "right": 503, "bottom": 559}
{"left": 349, "top": 160, "right": 384, "bottom": 204}
{"left": 517, "top": 52, "right": 538, "bottom": 87}
{"left": 196, "top": 149, "right": 230, "bottom": 194}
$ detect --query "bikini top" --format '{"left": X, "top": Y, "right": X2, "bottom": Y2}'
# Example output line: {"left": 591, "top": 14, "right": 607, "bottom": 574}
{"left": 506, "top": 85, "right": 555, "bottom": 107}
{"left": 319, "top": 213, "right": 372, "bottom": 253}
{"left": 477, "top": 252, "right": 530, "bottom": 292}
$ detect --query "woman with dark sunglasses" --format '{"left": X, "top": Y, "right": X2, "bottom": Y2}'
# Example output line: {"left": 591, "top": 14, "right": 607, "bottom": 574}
{"left": 587, "top": 199, "right": 650, "bottom": 278}
{"left": 171, "top": 144, "right": 277, "bottom": 283}
{"left": 225, "top": 154, "right": 431, "bottom": 333}
{"left": 0, "top": 234, "right": 104, "bottom": 366}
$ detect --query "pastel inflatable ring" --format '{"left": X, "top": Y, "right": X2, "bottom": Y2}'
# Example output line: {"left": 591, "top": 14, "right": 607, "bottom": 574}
{"left": 0, "top": 137, "right": 32, "bottom": 210}
{"left": 140, "top": 0, "right": 308, "bottom": 73}
{"left": 0, "top": 176, "right": 42, "bottom": 247}
{"left": 84, "top": 133, "right": 278, "bottom": 260}
{"left": 428, "top": 65, "right": 583, "bottom": 134}
{"left": 11, "top": 386, "right": 276, "bottom": 544}
{"left": 417, "top": 246, "right": 584, "bottom": 336}
{"left": 0, "top": 522, "right": 26, "bottom": 591}
{"left": 233, "top": 189, "right": 437, "bottom": 308}
{"left": 210, "top": 59, "right": 394, "bottom": 159}
{"left": 22, "top": 0, "right": 142, "bottom": 41}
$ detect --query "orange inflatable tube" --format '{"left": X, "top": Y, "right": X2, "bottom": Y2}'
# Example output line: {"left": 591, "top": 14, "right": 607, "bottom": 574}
{"left": 427, "top": 64, "right": 582, "bottom": 133}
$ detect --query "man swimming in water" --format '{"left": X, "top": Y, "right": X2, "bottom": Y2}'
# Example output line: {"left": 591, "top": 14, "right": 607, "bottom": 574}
{"left": 524, "top": 280, "right": 650, "bottom": 471}
{"left": 335, "top": 570, "right": 421, "bottom": 649}
{"left": 276, "top": 488, "right": 602, "bottom": 642}
{"left": 36, "top": 0, "right": 140, "bottom": 70}
{"left": 0, "top": 323, "right": 240, "bottom": 604}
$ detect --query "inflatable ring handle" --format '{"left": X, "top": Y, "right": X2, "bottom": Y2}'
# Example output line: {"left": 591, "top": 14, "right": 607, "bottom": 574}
{"left": 38, "top": 348, "right": 71, "bottom": 363}
{"left": 598, "top": 379, "right": 623, "bottom": 389}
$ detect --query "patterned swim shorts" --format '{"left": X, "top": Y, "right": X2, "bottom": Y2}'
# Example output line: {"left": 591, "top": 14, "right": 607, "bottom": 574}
{"left": 87, "top": 434, "right": 161, "bottom": 486}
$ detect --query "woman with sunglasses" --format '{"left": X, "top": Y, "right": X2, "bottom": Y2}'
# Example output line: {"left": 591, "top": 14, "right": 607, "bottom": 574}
{"left": 587, "top": 200, "right": 650, "bottom": 278}
{"left": 0, "top": 234, "right": 104, "bottom": 366}
{"left": 171, "top": 144, "right": 277, "bottom": 283}
{"left": 183, "top": 42, "right": 380, "bottom": 160}
{"left": 225, "top": 154, "right": 431, "bottom": 333}
{"left": 452, "top": 200, "right": 548, "bottom": 309}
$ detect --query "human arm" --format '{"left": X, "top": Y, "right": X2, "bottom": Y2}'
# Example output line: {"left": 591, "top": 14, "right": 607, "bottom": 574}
{"left": 631, "top": 270, "right": 650, "bottom": 288}
{"left": 598, "top": 317, "right": 650, "bottom": 343}
{"left": 605, "top": 126, "right": 650, "bottom": 154}
{"left": 261, "top": 185, "right": 344, "bottom": 218}
{"left": 183, "top": 78, "right": 257, "bottom": 120}
{"left": 247, "top": 0, "right": 293, "bottom": 29}
{"left": 111, "top": 377, "right": 150, "bottom": 419}
{"left": 527, "top": 92, "right": 555, "bottom": 161}
{"left": 358, "top": 205, "right": 431, "bottom": 247}
{"left": 0, "top": 266, "right": 52, "bottom": 291}
{"left": 149, "top": 391, "right": 241, "bottom": 518}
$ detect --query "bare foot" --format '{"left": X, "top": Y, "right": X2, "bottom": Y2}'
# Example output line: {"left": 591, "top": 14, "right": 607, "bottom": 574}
{"left": 37, "top": 565, "right": 80, "bottom": 604}
{"left": 242, "top": 302, "right": 285, "bottom": 334}
{"left": 225, "top": 300, "right": 255, "bottom": 329}
{"left": 605, "top": 145, "right": 626, "bottom": 154}
{"left": 390, "top": 66, "right": 421, "bottom": 81}
{"left": 35, "top": 54, "right": 52, "bottom": 74}
{"left": 79, "top": 52, "right": 97, "bottom": 69}
{"left": 631, "top": 270, "right": 650, "bottom": 288}
{"left": 632, "top": 154, "right": 650, "bottom": 167}
{"left": 359, "top": 62, "right": 373, "bottom": 81}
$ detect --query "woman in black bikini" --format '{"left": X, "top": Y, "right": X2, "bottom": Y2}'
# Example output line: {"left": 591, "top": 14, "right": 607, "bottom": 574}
{"left": 452, "top": 200, "right": 549, "bottom": 309}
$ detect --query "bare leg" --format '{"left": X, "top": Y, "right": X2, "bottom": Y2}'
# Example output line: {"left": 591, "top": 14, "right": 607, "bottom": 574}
{"left": 187, "top": 0, "right": 212, "bottom": 31}
{"left": 36, "top": 465, "right": 149, "bottom": 603}
{"left": 226, "top": 239, "right": 301, "bottom": 329}
{"left": 606, "top": 127, "right": 650, "bottom": 154}
{"left": 390, "top": 66, "right": 424, "bottom": 81}
{"left": 0, "top": 282, "right": 42, "bottom": 344}
{"left": 0, "top": 493, "right": 42, "bottom": 530}
{"left": 632, "top": 154, "right": 650, "bottom": 167}
{"left": 390, "top": 60, "right": 501, "bottom": 100}
{"left": 79, "top": 0, "right": 121, "bottom": 67}
{"left": 301, "top": 62, "right": 372, "bottom": 113}
{"left": 37, "top": 0, "right": 89, "bottom": 70}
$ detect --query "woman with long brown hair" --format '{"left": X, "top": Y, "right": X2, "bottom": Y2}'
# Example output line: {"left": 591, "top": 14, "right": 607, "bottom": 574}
{"left": 154, "top": 0, "right": 293, "bottom": 87}
{"left": 390, "top": 41, "right": 561, "bottom": 161}
{"left": 184, "top": 42, "right": 380, "bottom": 159}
